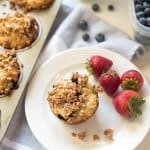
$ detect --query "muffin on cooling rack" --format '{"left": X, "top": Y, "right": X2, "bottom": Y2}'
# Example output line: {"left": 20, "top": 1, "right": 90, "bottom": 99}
{"left": 10, "top": 0, "right": 54, "bottom": 12}
{"left": 0, "top": 49, "right": 21, "bottom": 96}
{"left": 0, "top": 12, "right": 38, "bottom": 50}
{"left": 47, "top": 72, "right": 102, "bottom": 124}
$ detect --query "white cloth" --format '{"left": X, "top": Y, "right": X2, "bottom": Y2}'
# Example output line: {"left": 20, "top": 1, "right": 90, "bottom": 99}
{"left": 37, "top": 5, "right": 144, "bottom": 68}
{"left": 0, "top": 5, "right": 147, "bottom": 150}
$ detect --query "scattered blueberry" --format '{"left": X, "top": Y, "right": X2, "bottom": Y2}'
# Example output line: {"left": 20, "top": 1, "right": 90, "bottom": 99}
{"left": 143, "top": 2, "right": 150, "bottom": 8}
{"left": 135, "top": 4, "right": 143, "bottom": 12}
{"left": 139, "top": 17, "right": 147, "bottom": 25}
{"left": 146, "top": 17, "right": 150, "bottom": 26}
{"left": 92, "top": 3, "right": 100, "bottom": 12}
{"left": 95, "top": 33, "right": 105, "bottom": 43}
{"left": 136, "top": 11, "right": 145, "bottom": 19}
{"left": 108, "top": 4, "right": 114, "bottom": 11}
{"left": 144, "top": 7, "right": 150, "bottom": 15}
{"left": 82, "top": 33, "right": 90, "bottom": 41}
{"left": 78, "top": 20, "right": 88, "bottom": 31}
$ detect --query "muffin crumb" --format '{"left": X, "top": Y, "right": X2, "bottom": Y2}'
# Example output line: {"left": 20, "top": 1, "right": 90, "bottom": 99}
{"left": 104, "top": 128, "right": 113, "bottom": 140}
{"left": 72, "top": 132, "right": 77, "bottom": 137}
{"left": 77, "top": 131, "right": 86, "bottom": 140}
{"left": 93, "top": 134, "right": 100, "bottom": 141}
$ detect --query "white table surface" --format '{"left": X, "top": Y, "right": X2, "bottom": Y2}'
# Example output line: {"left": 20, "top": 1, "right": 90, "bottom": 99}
{"left": 62, "top": 0, "right": 150, "bottom": 150}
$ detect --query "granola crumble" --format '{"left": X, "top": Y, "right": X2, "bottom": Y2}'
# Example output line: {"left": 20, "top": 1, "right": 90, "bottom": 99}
{"left": 47, "top": 72, "right": 102, "bottom": 124}
{"left": 0, "top": 12, "right": 38, "bottom": 50}
{"left": 0, "top": 49, "right": 20, "bottom": 95}
{"left": 10, "top": 0, "right": 54, "bottom": 12}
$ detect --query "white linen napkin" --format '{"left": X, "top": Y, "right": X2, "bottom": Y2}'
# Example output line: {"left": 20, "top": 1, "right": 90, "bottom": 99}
{"left": 0, "top": 5, "right": 147, "bottom": 150}
{"left": 36, "top": 5, "right": 144, "bottom": 68}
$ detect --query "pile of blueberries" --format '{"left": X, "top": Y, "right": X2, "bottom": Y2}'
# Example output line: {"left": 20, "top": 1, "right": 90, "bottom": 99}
{"left": 134, "top": 0, "right": 150, "bottom": 27}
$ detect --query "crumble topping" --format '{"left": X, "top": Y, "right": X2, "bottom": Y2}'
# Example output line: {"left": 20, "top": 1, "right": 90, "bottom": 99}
{"left": 48, "top": 72, "right": 102, "bottom": 124}
{"left": 10, "top": 0, "right": 54, "bottom": 12}
{"left": 0, "top": 49, "right": 20, "bottom": 95}
{"left": 0, "top": 12, "right": 38, "bottom": 50}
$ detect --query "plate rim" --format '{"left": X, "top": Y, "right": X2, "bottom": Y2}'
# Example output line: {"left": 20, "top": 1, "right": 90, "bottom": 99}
{"left": 25, "top": 47, "right": 150, "bottom": 149}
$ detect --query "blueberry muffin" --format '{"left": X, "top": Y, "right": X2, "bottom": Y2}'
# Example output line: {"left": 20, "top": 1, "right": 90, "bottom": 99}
{"left": 47, "top": 72, "right": 102, "bottom": 124}
{"left": 0, "top": 50, "right": 20, "bottom": 96}
{"left": 0, "top": 12, "right": 38, "bottom": 50}
{"left": 10, "top": 0, "right": 54, "bottom": 12}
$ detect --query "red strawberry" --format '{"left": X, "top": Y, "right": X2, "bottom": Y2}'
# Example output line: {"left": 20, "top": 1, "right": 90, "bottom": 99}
{"left": 113, "top": 90, "right": 145, "bottom": 118}
{"left": 121, "top": 70, "right": 144, "bottom": 91}
{"left": 86, "top": 55, "right": 113, "bottom": 78}
{"left": 98, "top": 70, "right": 121, "bottom": 96}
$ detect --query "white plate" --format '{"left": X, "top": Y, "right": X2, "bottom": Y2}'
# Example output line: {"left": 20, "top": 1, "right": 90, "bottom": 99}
{"left": 25, "top": 48, "right": 150, "bottom": 150}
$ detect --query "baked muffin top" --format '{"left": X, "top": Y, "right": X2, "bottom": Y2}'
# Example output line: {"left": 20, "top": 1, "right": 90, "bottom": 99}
{"left": 0, "top": 49, "right": 20, "bottom": 95}
{"left": 10, "top": 0, "right": 54, "bottom": 12}
{"left": 48, "top": 72, "right": 102, "bottom": 124}
{"left": 0, "top": 12, "right": 38, "bottom": 50}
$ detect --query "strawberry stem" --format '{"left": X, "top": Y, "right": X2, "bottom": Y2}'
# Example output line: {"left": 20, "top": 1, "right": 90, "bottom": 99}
{"left": 128, "top": 96, "right": 145, "bottom": 118}
{"left": 85, "top": 60, "right": 93, "bottom": 75}
{"left": 122, "top": 78, "right": 139, "bottom": 90}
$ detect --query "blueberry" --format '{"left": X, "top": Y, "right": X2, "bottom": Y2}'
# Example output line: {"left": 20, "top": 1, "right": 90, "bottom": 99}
{"left": 139, "top": 17, "right": 146, "bottom": 25}
{"left": 108, "top": 4, "right": 114, "bottom": 11}
{"left": 146, "top": 17, "right": 150, "bottom": 26}
{"left": 135, "top": 4, "right": 143, "bottom": 12}
{"left": 71, "top": 78, "right": 78, "bottom": 84}
{"left": 144, "top": 8, "right": 150, "bottom": 15}
{"left": 92, "top": 3, "right": 100, "bottom": 12}
{"left": 78, "top": 20, "right": 88, "bottom": 31}
{"left": 136, "top": 11, "right": 145, "bottom": 19}
{"left": 143, "top": 2, "right": 150, "bottom": 9}
{"left": 134, "top": 0, "right": 143, "bottom": 4}
{"left": 95, "top": 33, "right": 105, "bottom": 43}
{"left": 82, "top": 33, "right": 90, "bottom": 41}
{"left": 145, "top": 0, "right": 150, "bottom": 2}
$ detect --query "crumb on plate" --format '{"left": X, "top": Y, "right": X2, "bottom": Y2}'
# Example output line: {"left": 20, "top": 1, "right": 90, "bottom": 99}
{"left": 104, "top": 128, "right": 113, "bottom": 140}
{"left": 93, "top": 134, "right": 100, "bottom": 141}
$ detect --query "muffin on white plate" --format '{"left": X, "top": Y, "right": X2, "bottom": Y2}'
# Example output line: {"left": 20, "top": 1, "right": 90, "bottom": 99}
{"left": 0, "top": 49, "right": 21, "bottom": 96}
{"left": 47, "top": 72, "right": 102, "bottom": 124}
{"left": 0, "top": 12, "right": 38, "bottom": 50}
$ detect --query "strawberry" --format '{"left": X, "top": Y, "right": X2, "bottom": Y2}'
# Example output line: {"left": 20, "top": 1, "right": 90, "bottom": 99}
{"left": 98, "top": 70, "right": 121, "bottom": 96}
{"left": 86, "top": 55, "right": 113, "bottom": 78}
{"left": 121, "top": 70, "right": 144, "bottom": 91}
{"left": 113, "top": 90, "right": 145, "bottom": 118}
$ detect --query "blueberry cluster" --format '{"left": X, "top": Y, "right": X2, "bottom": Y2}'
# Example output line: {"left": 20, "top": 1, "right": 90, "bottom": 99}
{"left": 134, "top": 0, "right": 150, "bottom": 27}
{"left": 78, "top": 20, "right": 105, "bottom": 43}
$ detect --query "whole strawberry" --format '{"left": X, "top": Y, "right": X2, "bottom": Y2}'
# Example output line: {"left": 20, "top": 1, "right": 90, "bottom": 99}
{"left": 98, "top": 70, "right": 121, "bottom": 96}
{"left": 86, "top": 55, "right": 113, "bottom": 78}
{"left": 121, "top": 70, "right": 144, "bottom": 91}
{"left": 113, "top": 90, "right": 145, "bottom": 118}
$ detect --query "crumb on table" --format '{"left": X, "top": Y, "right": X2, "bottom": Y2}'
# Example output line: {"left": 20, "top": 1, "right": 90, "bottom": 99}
{"left": 104, "top": 128, "right": 113, "bottom": 140}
